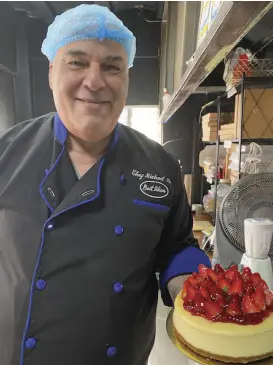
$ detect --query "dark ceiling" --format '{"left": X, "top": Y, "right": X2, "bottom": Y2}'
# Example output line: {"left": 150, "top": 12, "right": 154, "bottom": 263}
{"left": 9, "top": 1, "right": 164, "bottom": 23}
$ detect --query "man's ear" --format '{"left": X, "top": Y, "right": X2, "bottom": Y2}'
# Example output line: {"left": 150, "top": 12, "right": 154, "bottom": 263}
{"left": 48, "top": 62, "right": 53, "bottom": 90}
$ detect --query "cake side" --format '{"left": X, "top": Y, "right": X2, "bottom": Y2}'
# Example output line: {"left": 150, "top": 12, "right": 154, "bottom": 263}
{"left": 173, "top": 326, "right": 273, "bottom": 363}
{"left": 173, "top": 293, "right": 273, "bottom": 360}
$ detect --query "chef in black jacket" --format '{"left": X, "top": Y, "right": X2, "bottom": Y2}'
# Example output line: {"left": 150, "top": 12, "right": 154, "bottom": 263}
{"left": 0, "top": 4, "right": 211, "bottom": 365}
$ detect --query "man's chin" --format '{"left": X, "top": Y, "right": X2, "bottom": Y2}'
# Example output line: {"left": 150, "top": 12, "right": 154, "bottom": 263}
{"left": 69, "top": 118, "right": 114, "bottom": 141}
{"left": 77, "top": 115, "right": 106, "bottom": 126}
{"left": 73, "top": 130, "right": 111, "bottom": 144}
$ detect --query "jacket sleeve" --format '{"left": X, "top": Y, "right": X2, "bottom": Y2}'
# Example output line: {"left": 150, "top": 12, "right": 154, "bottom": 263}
{"left": 156, "top": 162, "right": 211, "bottom": 306}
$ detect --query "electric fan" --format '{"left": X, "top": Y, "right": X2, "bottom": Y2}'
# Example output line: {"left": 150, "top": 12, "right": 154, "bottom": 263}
{"left": 213, "top": 173, "right": 273, "bottom": 289}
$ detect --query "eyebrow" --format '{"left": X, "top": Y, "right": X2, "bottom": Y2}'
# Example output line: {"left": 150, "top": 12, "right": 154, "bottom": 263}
{"left": 104, "top": 55, "right": 125, "bottom": 63}
{"left": 65, "top": 49, "right": 125, "bottom": 63}
{"left": 65, "top": 49, "right": 88, "bottom": 57}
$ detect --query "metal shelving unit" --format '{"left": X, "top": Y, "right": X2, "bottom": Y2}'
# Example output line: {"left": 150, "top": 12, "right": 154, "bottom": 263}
{"left": 199, "top": 96, "right": 234, "bottom": 222}
{"left": 200, "top": 75, "right": 273, "bottom": 222}
{"left": 159, "top": 1, "right": 273, "bottom": 124}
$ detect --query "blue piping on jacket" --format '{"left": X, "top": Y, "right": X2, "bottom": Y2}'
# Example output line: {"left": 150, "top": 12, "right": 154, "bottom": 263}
{"left": 20, "top": 114, "right": 119, "bottom": 364}
{"left": 133, "top": 199, "right": 170, "bottom": 212}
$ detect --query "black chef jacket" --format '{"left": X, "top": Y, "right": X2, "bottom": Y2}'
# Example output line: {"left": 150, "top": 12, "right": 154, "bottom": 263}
{"left": 0, "top": 113, "right": 211, "bottom": 365}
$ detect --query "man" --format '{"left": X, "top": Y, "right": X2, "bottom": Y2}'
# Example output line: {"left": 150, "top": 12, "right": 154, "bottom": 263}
{"left": 0, "top": 4, "right": 211, "bottom": 365}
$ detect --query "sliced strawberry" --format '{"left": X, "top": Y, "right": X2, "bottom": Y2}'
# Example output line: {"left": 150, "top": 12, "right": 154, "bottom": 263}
{"left": 196, "top": 274, "right": 206, "bottom": 284}
{"left": 182, "top": 281, "right": 190, "bottom": 299}
{"left": 251, "top": 273, "right": 262, "bottom": 287}
{"left": 225, "top": 265, "right": 239, "bottom": 280}
{"left": 204, "top": 301, "right": 222, "bottom": 319}
{"left": 214, "top": 264, "right": 225, "bottom": 274}
{"left": 228, "top": 278, "right": 244, "bottom": 295}
{"left": 200, "top": 278, "right": 212, "bottom": 287}
{"left": 226, "top": 294, "right": 242, "bottom": 316}
{"left": 182, "top": 280, "right": 192, "bottom": 296}
{"left": 258, "top": 280, "right": 273, "bottom": 307}
{"left": 185, "top": 283, "right": 198, "bottom": 301}
{"left": 214, "top": 293, "right": 225, "bottom": 308}
{"left": 188, "top": 276, "right": 199, "bottom": 287}
{"left": 194, "top": 294, "right": 206, "bottom": 313}
{"left": 242, "top": 267, "right": 252, "bottom": 282}
{"left": 198, "top": 264, "right": 209, "bottom": 277}
{"left": 264, "top": 289, "right": 273, "bottom": 307}
{"left": 263, "top": 289, "right": 273, "bottom": 307}
{"left": 226, "top": 264, "right": 238, "bottom": 272}
{"left": 259, "top": 279, "right": 269, "bottom": 291}
{"left": 242, "top": 294, "right": 261, "bottom": 314}
{"left": 199, "top": 287, "right": 210, "bottom": 299}
{"left": 184, "top": 279, "right": 190, "bottom": 286}
{"left": 252, "top": 288, "right": 266, "bottom": 311}
{"left": 207, "top": 268, "right": 218, "bottom": 283}
{"left": 207, "top": 282, "right": 219, "bottom": 297}
{"left": 245, "top": 283, "right": 255, "bottom": 295}
{"left": 233, "top": 271, "right": 242, "bottom": 280}
{"left": 217, "top": 278, "right": 231, "bottom": 293}
{"left": 184, "top": 302, "right": 194, "bottom": 312}
{"left": 217, "top": 272, "right": 226, "bottom": 281}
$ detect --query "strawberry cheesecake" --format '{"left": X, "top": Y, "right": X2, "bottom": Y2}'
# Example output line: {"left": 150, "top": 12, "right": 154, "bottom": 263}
{"left": 173, "top": 264, "right": 273, "bottom": 363}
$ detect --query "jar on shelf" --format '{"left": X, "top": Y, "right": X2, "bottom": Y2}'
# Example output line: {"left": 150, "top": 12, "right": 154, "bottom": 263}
{"left": 203, "top": 188, "right": 216, "bottom": 213}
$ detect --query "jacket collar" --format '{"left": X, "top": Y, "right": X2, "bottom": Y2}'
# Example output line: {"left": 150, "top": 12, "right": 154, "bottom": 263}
{"left": 53, "top": 113, "right": 120, "bottom": 150}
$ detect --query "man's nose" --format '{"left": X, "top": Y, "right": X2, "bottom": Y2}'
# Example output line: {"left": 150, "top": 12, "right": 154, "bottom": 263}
{"left": 83, "top": 63, "right": 106, "bottom": 91}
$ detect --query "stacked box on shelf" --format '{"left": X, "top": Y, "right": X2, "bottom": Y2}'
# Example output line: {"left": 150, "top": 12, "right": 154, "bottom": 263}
{"left": 202, "top": 113, "right": 218, "bottom": 141}
{"left": 219, "top": 124, "right": 236, "bottom": 140}
{"left": 202, "top": 112, "right": 234, "bottom": 142}
{"left": 217, "top": 112, "right": 234, "bottom": 141}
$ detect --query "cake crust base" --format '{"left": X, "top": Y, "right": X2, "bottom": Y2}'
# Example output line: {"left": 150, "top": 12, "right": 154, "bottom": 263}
{"left": 173, "top": 326, "right": 273, "bottom": 364}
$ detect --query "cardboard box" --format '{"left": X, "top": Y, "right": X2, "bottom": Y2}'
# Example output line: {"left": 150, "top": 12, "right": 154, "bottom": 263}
{"left": 202, "top": 112, "right": 233, "bottom": 141}
{"left": 218, "top": 89, "right": 273, "bottom": 140}
{"left": 235, "top": 89, "right": 273, "bottom": 139}
{"left": 219, "top": 126, "right": 236, "bottom": 141}
{"left": 202, "top": 134, "right": 218, "bottom": 142}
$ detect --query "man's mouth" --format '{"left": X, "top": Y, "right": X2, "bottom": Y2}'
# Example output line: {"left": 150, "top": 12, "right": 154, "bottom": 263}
{"left": 76, "top": 98, "right": 108, "bottom": 104}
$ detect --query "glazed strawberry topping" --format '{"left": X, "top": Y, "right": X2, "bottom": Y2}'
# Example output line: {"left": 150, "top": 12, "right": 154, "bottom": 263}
{"left": 182, "top": 264, "right": 273, "bottom": 325}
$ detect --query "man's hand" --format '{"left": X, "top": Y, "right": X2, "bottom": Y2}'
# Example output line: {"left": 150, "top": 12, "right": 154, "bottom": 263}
{"left": 167, "top": 275, "right": 191, "bottom": 304}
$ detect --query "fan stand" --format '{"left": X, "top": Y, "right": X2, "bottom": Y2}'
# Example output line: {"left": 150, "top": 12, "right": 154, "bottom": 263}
{"left": 213, "top": 211, "right": 243, "bottom": 268}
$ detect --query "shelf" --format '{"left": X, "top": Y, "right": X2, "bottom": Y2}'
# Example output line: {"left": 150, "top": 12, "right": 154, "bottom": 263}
{"left": 159, "top": 1, "right": 273, "bottom": 124}
{"left": 203, "top": 138, "right": 273, "bottom": 145}
{"left": 229, "top": 77, "right": 273, "bottom": 93}
{"left": 203, "top": 140, "right": 238, "bottom": 145}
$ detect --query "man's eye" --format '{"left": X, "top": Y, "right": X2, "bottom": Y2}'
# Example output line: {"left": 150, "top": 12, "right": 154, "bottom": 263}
{"left": 105, "top": 65, "right": 121, "bottom": 72}
{"left": 68, "top": 61, "right": 86, "bottom": 68}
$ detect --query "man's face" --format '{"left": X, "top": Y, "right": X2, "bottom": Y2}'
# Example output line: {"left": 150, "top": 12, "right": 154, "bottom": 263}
{"left": 49, "top": 39, "right": 129, "bottom": 142}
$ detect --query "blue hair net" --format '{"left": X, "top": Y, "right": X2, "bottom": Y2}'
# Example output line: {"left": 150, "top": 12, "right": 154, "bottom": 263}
{"left": 41, "top": 4, "right": 136, "bottom": 68}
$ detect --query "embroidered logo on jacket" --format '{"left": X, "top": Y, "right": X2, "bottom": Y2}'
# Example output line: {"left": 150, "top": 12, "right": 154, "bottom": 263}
{"left": 132, "top": 169, "right": 172, "bottom": 184}
{"left": 140, "top": 181, "right": 169, "bottom": 199}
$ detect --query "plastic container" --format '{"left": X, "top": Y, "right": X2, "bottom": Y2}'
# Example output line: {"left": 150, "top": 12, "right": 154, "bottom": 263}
{"left": 162, "top": 88, "right": 172, "bottom": 110}
{"left": 203, "top": 189, "right": 216, "bottom": 213}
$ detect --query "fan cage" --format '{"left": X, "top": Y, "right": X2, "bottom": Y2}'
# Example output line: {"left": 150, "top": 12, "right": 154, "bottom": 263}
{"left": 219, "top": 173, "right": 273, "bottom": 260}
